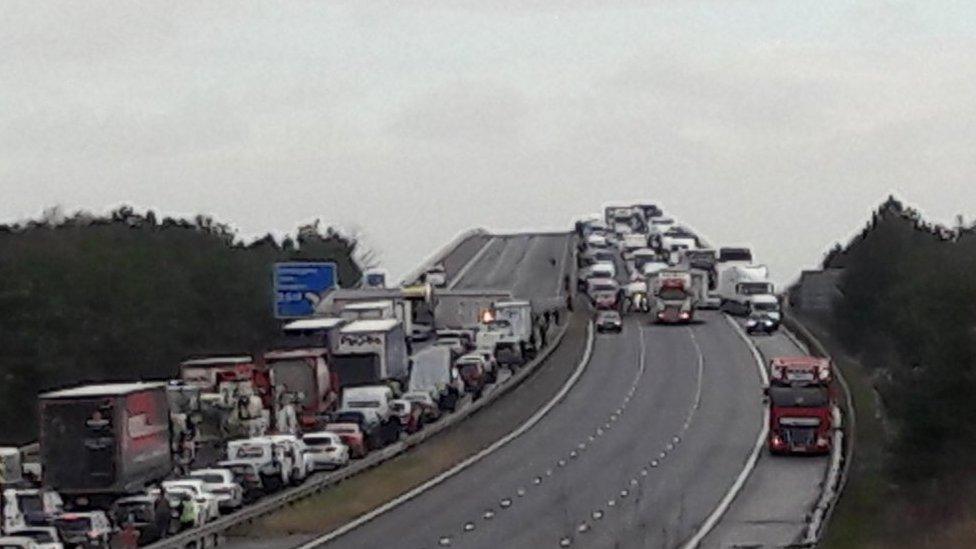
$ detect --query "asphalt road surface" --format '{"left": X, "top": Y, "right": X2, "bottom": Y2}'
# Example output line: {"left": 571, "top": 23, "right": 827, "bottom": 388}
{"left": 700, "top": 320, "right": 830, "bottom": 548}
{"left": 447, "top": 233, "right": 572, "bottom": 309}
{"left": 315, "top": 310, "right": 766, "bottom": 549}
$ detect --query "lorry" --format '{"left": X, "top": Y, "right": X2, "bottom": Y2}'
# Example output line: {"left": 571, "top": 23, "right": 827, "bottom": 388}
{"left": 263, "top": 348, "right": 339, "bottom": 431}
{"left": 682, "top": 249, "right": 718, "bottom": 287}
{"left": 492, "top": 301, "right": 535, "bottom": 356}
{"left": 0, "top": 449, "right": 22, "bottom": 488}
{"left": 280, "top": 316, "right": 346, "bottom": 350}
{"left": 475, "top": 319, "right": 524, "bottom": 368}
{"left": 338, "top": 387, "right": 401, "bottom": 447}
{"left": 332, "top": 319, "right": 410, "bottom": 390}
{"left": 649, "top": 270, "right": 697, "bottom": 324}
{"left": 717, "top": 264, "right": 775, "bottom": 316}
{"left": 767, "top": 385, "right": 833, "bottom": 455}
{"left": 432, "top": 290, "right": 513, "bottom": 330}
{"left": 39, "top": 383, "right": 172, "bottom": 506}
{"left": 407, "top": 347, "right": 463, "bottom": 412}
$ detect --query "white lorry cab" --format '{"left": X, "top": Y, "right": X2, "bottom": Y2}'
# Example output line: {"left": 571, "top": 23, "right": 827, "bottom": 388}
{"left": 2, "top": 490, "right": 63, "bottom": 533}
{"left": 408, "top": 346, "right": 463, "bottom": 411}
{"left": 749, "top": 293, "right": 782, "bottom": 324}
{"left": 332, "top": 319, "right": 409, "bottom": 389}
{"left": 492, "top": 301, "right": 534, "bottom": 354}
{"left": 340, "top": 386, "right": 394, "bottom": 428}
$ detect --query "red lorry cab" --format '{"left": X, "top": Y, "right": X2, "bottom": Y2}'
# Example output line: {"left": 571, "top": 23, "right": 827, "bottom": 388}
{"left": 769, "top": 356, "right": 832, "bottom": 386}
{"left": 767, "top": 385, "right": 833, "bottom": 455}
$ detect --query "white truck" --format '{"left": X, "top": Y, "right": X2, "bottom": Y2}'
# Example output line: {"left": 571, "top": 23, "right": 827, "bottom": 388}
{"left": 717, "top": 264, "right": 775, "bottom": 316}
{"left": 493, "top": 301, "right": 535, "bottom": 356}
{"left": 407, "top": 346, "right": 463, "bottom": 412}
{"left": 332, "top": 319, "right": 410, "bottom": 390}
{"left": 338, "top": 386, "right": 401, "bottom": 447}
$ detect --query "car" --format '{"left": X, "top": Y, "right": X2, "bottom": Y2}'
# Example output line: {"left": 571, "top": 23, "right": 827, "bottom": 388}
{"left": 390, "top": 399, "right": 423, "bottom": 434}
{"left": 325, "top": 414, "right": 370, "bottom": 458}
{"left": 595, "top": 310, "right": 623, "bottom": 333}
{"left": 53, "top": 512, "right": 112, "bottom": 548}
{"left": 6, "top": 528, "right": 62, "bottom": 549}
{"left": 159, "top": 480, "right": 221, "bottom": 523}
{"left": 215, "top": 461, "right": 264, "bottom": 503}
{"left": 0, "top": 537, "right": 39, "bottom": 549}
{"left": 264, "top": 435, "right": 314, "bottom": 485}
{"left": 302, "top": 431, "right": 350, "bottom": 471}
{"left": 746, "top": 313, "right": 778, "bottom": 336}
{"left": 109, "top": 494, "right": 169, "bottom": 543}
{"left": 188, "top": 469, "right": 244, "bottom": 512}
{"left": 402, "top": 391, "right": 442, "bottom": 423}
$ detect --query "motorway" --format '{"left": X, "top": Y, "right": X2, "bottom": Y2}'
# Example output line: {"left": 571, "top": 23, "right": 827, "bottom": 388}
{"left": 315, "top": 311, "right": 766, "bottom": 549}
{"left": 447, "top": 233, "right": 573, "bottom": 310}
{"left": 228, "top": 231, "right": 831, "bottom": 549}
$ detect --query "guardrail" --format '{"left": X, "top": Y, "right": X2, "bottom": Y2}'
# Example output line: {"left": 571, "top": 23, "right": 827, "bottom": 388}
{"left": 147, "top": 313, "right": 574, "bottom": 549}
{"left": 781, "top": 313, "right": 856, "bottom": 547}
{"left": 398, "top": 228, "right": 488, "bottom": 286}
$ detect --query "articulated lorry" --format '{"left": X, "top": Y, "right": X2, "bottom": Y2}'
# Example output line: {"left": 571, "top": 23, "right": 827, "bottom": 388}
{"left": 264, "top": 348, "right": 340, "bottom": 431}
{"left": 649, "top": 270, "right": 698, "bottom": 324}
{"left": 717, "top": 264, "right": 777, "bottom": 317}
{"left": 39, "top": 383, "right": 172, "bottom": 507}
{"left": 332, "top": 319, "right": 410, "bottom": 390}
{"left": 767, "top": 385, "right": 833, "bottom": 455}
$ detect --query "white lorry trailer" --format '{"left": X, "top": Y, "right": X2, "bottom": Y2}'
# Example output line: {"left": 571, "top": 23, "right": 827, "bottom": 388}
{"left": 717, "top": 264, "right": 775, "bottom": 316}
{"left": 332, "top": 319, "right": 410, "bottom": 390}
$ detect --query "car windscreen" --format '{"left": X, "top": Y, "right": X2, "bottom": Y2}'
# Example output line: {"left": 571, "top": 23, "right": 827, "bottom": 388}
{"left": 304, "top": 435, "right": 337, "bottom": 446}
{"left": 345, "top": 400, "right": 381, "bottom": 409}
{"left": 739, "top": 283, "right": 770, "bottom": 295}
{"left": 16, "top": 495, "right": 43, "bottom": 515}
{"left": 753, "top": 302, "right": 780, "bottom": 311}
{"left": 192, "top": 473, "right": 225, "bottom": 484}
{"left": 769, "top": 387, "right": 829, "bottom": 407}
{"left": 659, "top": 288, "right": 687, "bottom": 300}
{"left": 18, "top": 531, "right": 56, "bottom": 543}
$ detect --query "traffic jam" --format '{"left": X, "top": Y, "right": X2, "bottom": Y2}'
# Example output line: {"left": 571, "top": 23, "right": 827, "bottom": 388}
{"left": 0, "top": 265, "right": 562, "bottom": 548}
{"left": 575, "top": 203, "right": 836, "bottom": 455}
{"left": 0, "top": 202, "right": 836, "bottom": 549}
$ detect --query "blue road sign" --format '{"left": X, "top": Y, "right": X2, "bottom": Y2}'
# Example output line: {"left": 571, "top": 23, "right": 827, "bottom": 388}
{"left": 274, "top": 262, "right": 337, "bottom": 318}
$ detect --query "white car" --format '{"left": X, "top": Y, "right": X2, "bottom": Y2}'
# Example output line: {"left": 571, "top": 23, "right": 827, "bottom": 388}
{"left": 7, "top": 528, "right": 62, "bottom": 549}
{"left": 0, "top": 537, "right": 39, "bottom": 549}
{"left": 160, "top": 480, "right": 221, "bottom": 523}
{"left": 53, "top": 512, "right": 112, "bottom": 548}
{"left": 302, "top": 432, "right": 350, "bottom": 471}
{"left": 265, "top": 435, "right": 314, "bottom": 484}
{"left": 189, "top": 469, "right": 244, "bottom": 512}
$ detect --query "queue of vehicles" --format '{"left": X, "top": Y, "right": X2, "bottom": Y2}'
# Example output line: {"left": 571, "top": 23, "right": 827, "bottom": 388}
{"left": 2, "top": 278, "right": 553, "bottom": 547}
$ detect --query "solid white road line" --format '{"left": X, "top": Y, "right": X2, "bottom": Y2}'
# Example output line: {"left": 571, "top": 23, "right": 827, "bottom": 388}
{"left": 447, "top": 236, "right": 499, "bottom": 290}
{"left": 679, "top": 314, "right": 770, "bottom": 549}
{"left": 298, "top": 321, "right": 597, "bottom": 548}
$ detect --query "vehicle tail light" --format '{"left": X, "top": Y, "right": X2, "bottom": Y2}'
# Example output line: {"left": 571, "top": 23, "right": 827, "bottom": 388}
{"left": 818, "top": 368, "right": 830, "bottom": 381}
{"left": 817, "top": 437, "right": 830, "bottom": 447}
{"left": 679, "top": 312, "right": 690, "bottom": 320}
{"left": 771, "top": 435, "right": 784, "bottom": 449}
{"left": 657, "top": 313, "right": 665, "bottom": 319}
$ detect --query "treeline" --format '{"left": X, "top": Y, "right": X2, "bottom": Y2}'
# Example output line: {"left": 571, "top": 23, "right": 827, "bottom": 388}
{"left": 826, "top": 197, "right": 976, "bottom": 517}
{"left": 0, "top": 206, "right": 362, "bottom": 444}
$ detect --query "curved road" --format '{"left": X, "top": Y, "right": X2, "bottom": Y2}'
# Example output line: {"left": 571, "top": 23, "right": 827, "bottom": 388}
{"left": 316, "top": 311, "right": 765, "bottom": 548}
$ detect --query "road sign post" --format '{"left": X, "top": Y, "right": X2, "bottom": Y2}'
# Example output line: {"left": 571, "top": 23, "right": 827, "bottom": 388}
{"left": 273, "top": 262, "right": 337, "bottom": 318}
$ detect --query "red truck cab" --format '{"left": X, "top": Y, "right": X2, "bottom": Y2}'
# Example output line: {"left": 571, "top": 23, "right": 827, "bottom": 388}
{"left": 767, "top": 385, "right": 833, "bottom": 455}
{"left": 769, "top": 356, "right": 832, "bottom": 386}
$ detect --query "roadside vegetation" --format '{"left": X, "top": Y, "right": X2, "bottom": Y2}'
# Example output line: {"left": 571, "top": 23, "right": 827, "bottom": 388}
{"left": 0, "top": 206, "right": 361, "bottom": 445}
{"left": 809, "top": 197, "right": 976, "bottom": 547}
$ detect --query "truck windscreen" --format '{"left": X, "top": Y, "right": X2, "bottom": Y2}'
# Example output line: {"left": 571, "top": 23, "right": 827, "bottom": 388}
{"left": 769, "top": 387, "right": 829, "bottom": 407}
{"left": 659, "top": 288, "right": 687, "bottom": 300}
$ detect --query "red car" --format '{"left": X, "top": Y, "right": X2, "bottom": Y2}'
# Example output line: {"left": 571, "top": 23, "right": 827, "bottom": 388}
{"left": 325, "top": 417, "right": 368, "bottom": 458}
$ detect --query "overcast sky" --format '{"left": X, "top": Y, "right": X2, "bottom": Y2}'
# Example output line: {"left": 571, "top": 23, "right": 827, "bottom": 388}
{"left": 3, "top": 1, "right": 975, "bottom": 285}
